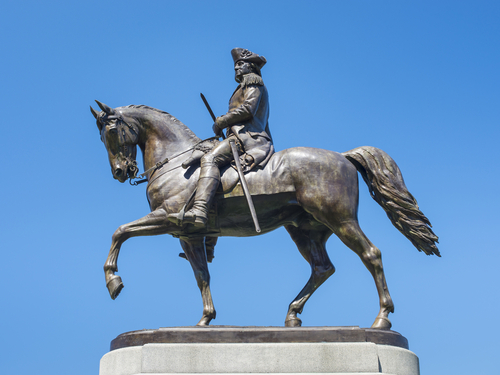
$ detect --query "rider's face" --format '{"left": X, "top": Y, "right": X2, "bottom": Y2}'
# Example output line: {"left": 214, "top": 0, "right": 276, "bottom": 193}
{"left": 234, "top": 60, "right": 253, "bottom": 82}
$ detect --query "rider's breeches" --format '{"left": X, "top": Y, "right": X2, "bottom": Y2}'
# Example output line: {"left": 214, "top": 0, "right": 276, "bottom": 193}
{"left": 200, "top": 136, "right": 241, "bottom": 168}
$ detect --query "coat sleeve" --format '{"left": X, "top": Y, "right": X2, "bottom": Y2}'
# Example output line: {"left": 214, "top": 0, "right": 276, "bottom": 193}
{"left": 216, "top": 85, "right": 262, "bottom": 129}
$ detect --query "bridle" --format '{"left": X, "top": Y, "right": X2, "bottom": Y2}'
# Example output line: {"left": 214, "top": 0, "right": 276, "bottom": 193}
{"left": 99, "top": 112, "right": 140, "bottom": 184}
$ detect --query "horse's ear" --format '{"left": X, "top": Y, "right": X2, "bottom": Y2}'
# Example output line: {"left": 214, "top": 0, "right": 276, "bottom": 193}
{"left": 95, "top": 100, "right": 115, "bottom": 115}
{"left": 90, "top": 106, "right": 103, "bottom": 132}
{"left": 90, "top": 105, "right": 100, "bottom": 119}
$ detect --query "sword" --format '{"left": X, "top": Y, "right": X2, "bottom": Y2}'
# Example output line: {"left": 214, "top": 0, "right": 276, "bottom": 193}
{"left": 200, "top": 93, "right": 225, "bottom": 140}
{"left": 200, "top": 93, "right": 261, "bottom": 233}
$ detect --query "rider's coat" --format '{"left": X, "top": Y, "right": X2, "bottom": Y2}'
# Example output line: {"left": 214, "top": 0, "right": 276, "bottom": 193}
{"left": 217, "top": 73, "right": 274, "bottom": 171}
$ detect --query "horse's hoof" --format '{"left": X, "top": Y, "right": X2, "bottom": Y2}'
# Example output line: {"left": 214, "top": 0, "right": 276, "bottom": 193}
{"left": 371, "top": 316, "right": 392, "bottom": 330}
{"left": 196, "top": 316, "right": 213, "bottom": 327}
{"left": 285, "top": 317, "right": 302, "bottom": 327}
{"left": 106, "top": 275, "right": 124, "bottom": 300}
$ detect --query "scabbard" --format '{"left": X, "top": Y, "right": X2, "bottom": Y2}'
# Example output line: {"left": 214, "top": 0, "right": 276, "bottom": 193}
{"left": 229, "top": 138, "right": 261, "bottom": 233}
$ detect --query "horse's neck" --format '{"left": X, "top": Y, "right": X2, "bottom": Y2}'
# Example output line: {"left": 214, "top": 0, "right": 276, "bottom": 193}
{"left": 137, "top": 110, "right": 200, "bottom": 170}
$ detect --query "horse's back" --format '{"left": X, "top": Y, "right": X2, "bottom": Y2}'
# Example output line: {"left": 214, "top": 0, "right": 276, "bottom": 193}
{"left": 284, "top": 146, "right": 358, "bottom": 183}
{"left": 220, "top": 147, "right": 358, "bottom": 201}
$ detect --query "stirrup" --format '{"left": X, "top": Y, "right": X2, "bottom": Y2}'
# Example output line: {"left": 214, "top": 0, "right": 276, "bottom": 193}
{"left": 167, "top": 211, "right": 207, "bottom": 227}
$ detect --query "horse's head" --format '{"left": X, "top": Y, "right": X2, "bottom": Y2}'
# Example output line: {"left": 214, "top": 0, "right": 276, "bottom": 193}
{"left": 91, "top": 101, "right": 139, "bottom": 183}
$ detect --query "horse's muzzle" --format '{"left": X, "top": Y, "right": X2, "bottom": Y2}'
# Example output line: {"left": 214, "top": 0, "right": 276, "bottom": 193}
{"left": 113, "top": 166, "right": 129, "bottom": 183}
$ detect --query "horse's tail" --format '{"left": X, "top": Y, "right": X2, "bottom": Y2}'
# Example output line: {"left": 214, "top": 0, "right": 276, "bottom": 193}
{"left": 342, "top": 146, "right": 440, "bottom": 256}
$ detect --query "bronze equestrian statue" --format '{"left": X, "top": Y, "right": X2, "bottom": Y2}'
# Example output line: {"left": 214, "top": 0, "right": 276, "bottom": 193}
{"left": 90, "top": 48, "right": 439, "bottom": 329}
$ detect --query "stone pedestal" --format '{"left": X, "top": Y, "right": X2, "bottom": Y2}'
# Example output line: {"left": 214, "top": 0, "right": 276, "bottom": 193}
{"left": 100, "top": 326, "right": 419, "bottom": 375}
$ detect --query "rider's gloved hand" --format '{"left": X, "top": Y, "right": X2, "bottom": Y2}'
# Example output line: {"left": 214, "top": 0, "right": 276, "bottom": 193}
{"left": 212, "top": 117, "right": 224, "bottom": 137}
{"left": 212, "top": 122, "right": 222, "bottom": 136}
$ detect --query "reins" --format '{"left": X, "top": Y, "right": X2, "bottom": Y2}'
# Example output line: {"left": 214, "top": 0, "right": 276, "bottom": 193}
{"left": 128, "top": 136, "right": 220, "bottom": 186}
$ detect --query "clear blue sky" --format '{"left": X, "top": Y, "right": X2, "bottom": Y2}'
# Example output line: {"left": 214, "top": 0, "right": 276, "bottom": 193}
{"left": 1, "top": 1, "right": 499, "bottom": 374}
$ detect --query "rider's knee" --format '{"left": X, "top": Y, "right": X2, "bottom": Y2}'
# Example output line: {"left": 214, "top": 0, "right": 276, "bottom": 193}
{"left": 201, "top": 153, "right": 227, "bottom": 168}
{"left": 200, "top": 153, "right": 216, "bottom": 167}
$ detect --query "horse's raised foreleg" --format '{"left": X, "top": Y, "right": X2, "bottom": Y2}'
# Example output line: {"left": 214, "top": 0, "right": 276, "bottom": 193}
{"left": 335, "top": 220, "right": 394, "bottom": 329}
{"left": 104, "top": 208, "right": 172, "bottom": 299}
{"left": 180, "top": 237, "right": 216, "bottom": 326}
{"left": 284, "top": 224, "right": 335, "bottom": 327}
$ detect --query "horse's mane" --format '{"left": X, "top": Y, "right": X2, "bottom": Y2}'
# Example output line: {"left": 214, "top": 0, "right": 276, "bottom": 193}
{"left": 120, "top": 104, "right": 172, "bottom": 116}
{"left": 119, "top": 104, "right": 199, "bottom": 141}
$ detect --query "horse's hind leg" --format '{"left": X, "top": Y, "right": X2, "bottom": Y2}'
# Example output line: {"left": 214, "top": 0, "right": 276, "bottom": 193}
{"left": 334, "top": 220, "right": 394, "bottom": 329}
{"left": 104, "top": 208, "right": 172, "bottom": 299}
{"left": 284, "top": 224, "right": 335, "bottom": 327}
{"left": 180, "top": 237, "right": 216, "bottom": 326}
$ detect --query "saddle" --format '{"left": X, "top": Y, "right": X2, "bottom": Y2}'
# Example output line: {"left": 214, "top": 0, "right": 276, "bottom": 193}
{"left": 181, "top": 139, "right": 295, "bottom": 199}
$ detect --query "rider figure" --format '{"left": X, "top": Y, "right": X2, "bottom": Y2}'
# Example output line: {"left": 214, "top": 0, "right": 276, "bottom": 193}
{"left": 169, "top": 48, "right": 274, "bottom": 227}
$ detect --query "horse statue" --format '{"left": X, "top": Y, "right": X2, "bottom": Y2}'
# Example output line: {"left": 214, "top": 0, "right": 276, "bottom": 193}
{"left": 90, "top": 100, "right": 439, "bottom": 329}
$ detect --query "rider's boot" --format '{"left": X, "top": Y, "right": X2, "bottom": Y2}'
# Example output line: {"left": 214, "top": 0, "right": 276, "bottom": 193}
{"left": 168, "top": 164, "right": 220, "bottom": 227}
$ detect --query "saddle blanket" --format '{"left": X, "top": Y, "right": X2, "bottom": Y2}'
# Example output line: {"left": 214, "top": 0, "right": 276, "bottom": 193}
{"left": 219, "top": 149, "right": 295, "bottom": 198}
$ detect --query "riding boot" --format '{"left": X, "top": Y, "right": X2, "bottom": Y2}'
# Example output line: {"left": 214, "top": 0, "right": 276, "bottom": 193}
{"left": 168, "top": 163, "right": 220, "bottom": 227}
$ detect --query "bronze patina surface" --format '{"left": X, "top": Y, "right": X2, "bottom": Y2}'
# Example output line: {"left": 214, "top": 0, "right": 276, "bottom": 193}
{"left": 91, "top": 48, "right": 439, "bottom": 331}
{"left": 110, "top": 326, "right": 409, "bottom": 351}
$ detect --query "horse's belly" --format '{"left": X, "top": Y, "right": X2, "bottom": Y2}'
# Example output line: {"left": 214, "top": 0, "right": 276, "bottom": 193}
{"left": 216, "top": 193, "right": 303, "bottom": 237}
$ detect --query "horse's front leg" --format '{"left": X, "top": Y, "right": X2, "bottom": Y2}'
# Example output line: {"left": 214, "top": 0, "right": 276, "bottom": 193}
{"left": 180, "top": 237, "right": 216, "bottom": 326}
{"left": 104, "top": 208, "right": 172, "bottom": 299}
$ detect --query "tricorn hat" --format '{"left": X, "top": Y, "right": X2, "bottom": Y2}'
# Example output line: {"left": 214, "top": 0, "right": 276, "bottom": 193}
{"left": 231, "top": 48, "right": 267, "bottom": 69}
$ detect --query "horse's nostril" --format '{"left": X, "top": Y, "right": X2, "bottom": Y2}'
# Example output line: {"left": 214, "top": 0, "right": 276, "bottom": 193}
{"left": 115, "top": 168, "right": 123, "bottom": 177}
